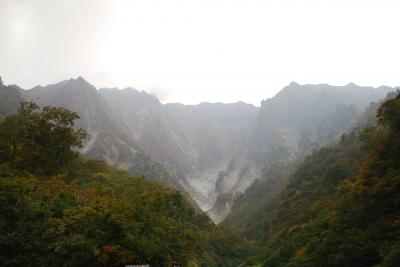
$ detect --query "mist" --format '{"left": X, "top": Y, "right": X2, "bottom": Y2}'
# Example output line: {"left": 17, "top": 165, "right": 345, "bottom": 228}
{"left": 1, "top": 0, "right": 400, "bottom": 105}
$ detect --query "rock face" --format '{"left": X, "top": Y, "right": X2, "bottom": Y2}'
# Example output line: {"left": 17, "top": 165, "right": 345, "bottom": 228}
{"left": 99, "top": 88, "right": 258, "bottom": 212}
{"left": 24, "top": 78, "right": 140, "bottom": 165}
{"left": 100, "top": 82, "right": 392, "bottom": 223}
{"left": 21, "top": 78, "right": 178, "bottom": 187}
{"left": 161, "top": 102, "right": 258, "bottom": 211}
{"left": 2, "top": 77, "right": 393, "bottom": 223}
{"left": 207, "top": 83, "right": 393, "bottom": 222}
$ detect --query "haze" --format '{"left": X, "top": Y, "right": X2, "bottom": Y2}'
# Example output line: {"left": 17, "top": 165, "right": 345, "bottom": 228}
{"left": 1, "top": 0, "right": 399, "bottom": 105}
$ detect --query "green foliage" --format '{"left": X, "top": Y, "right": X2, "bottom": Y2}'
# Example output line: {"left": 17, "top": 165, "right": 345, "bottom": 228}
{"left": 378, "top": 245, "right": 400, "bottom": 267}
{"left": 0, "top": 102, "right": 87, "bottom": 176}
{"left": 221, "top": 162, "right": 295, "bottom": 241}
{"left": 377, "top": 95, "right": 400, "bottom": 134}
{"left": 0, "top": 160, "right": 252, "bottom": 266}
{"left": 237, "top": 94, "right": 400, "bottom": 266}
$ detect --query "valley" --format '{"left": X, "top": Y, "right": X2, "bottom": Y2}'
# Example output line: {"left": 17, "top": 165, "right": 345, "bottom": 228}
{"left": 1, "top": 77, "right": 392, "bottom": 222}
{"left": 1, "top": 76, "right": 399, "bottom": 266}
{"left": 2, "top": 1, "right": 399, "bottom": 265}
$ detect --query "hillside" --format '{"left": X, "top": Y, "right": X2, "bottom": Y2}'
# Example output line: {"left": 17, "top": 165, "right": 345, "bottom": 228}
{"left": 0, "top": 102, "right": 253, "bottom": 266}
{"left": 221, "top": 89, "right": 398, "bottom": 236}
{"left": 0, "top": 160, "right": 253, "bottom": 266}
{"left": 209, "top": 82, "right": 391, "bottom": 222}
{"left": 224, "top": 92, "right": 400, "bottom": 266}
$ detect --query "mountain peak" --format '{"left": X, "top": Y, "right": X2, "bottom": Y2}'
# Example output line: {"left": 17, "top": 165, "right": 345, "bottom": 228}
{"left": 72, "top": 76, "right": 91, "bottom": 85}
{"left": 76, "top": 76, "right": 86, "bottom": 82}
{"left": 289, "top": 81, "right": 300, "bottom": 87}
{"left": 59, "top": 76, "right": 96, "bottom": 91}
{"left": 346, "top": 82, "right": 358, "bottom": 87}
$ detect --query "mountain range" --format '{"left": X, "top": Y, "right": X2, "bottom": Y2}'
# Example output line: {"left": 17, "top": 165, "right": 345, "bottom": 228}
{"left": 0, "top": 76, "right": 393, "bottom": 222}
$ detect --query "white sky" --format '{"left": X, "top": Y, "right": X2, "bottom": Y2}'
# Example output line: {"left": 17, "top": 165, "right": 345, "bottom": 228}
{"left": 0, "top": 0, "right": 399, "bottom": 105}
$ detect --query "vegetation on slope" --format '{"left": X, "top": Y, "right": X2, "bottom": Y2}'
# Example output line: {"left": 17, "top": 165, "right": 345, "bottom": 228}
{"left": 235, "top": 94, "right": 400, "bottom": 266}
{"left": 0, "top": 102, "right": 253, "bottom": 266}
{"left": 221, "top": 162, "right": 296, "bottom": 240}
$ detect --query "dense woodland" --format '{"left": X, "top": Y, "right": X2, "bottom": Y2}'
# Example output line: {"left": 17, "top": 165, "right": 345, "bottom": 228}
{"left": 0, "top": 86, "right": 399, "bottom": 266}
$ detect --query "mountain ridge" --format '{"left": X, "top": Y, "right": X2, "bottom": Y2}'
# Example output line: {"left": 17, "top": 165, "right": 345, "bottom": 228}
{"left": 1, "top": 76, "right": 394, "bottom": 222}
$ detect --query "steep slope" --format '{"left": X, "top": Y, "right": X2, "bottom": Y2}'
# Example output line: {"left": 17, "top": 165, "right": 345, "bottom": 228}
{"left": 70, "top": 81, "right": 393, "bottom": 223}
{"left": 162, "top": 102, "right": 257, "bottom": 210}
{"left": 24, "top": 79, "right": 133, "bottom": 164}
{"left": 223, "top": 92, "right": 400, "bottom": 266}
{"left": 247, "top": 82, "right": 391, "bottom": 165}
{"left": 223, "top": 88, "right": 396, "bottom": 233}
{"left": 99, "top": 88, "right": 192, "bottom": 189}
{"left": 249, "top": 132, "right": 367, "bottom": 266}
{"left": 211, "top": 83, "right": 392, "bottom": 222}
{"left": 100, "top": 87, "right": 258, "bottom": 220}
{"left": 220, "top": 161, "right": 297, "bottom": 236}
{"left": 0, "top": 156, "right": 253, "bottom": 266}
{"left": 21, "top": 78, "right": 178, "bottom": 187}
{"left": 255, "top": 93, "right": 400, "bottom": 266}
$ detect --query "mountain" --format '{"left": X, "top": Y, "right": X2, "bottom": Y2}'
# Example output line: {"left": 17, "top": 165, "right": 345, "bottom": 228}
{"left": 19, "top": 78, "right": 177, "bottom": 187}
{"left": 1, "top": 76, "right": 393, "bottom": 223}
{"left": 248, "top": 82, "right": 391, "bottom": 164}
{"left": 98, "top": 88, "right": 259, "bottom": 214}
{"left": 222, "top": 87, "right": 397, "bottom": 232}
{"left": 98, "top": 88, "right": 192, "bottom": 189}
{"left": 100, "top": 83, "right": 392, "bottom": 223}
{"left": 209, "top": 82, "right": 392, "bottom": 222}
{"left": 162, "top": 102, "right": 258, "bottom": 212}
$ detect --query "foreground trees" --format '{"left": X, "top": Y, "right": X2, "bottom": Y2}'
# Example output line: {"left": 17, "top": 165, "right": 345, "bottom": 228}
{"left": 0, "top": 102, "right": 87, "bottom": 176}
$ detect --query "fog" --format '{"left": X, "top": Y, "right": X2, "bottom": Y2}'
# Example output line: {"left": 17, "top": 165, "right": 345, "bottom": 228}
{"left": 1, "top": 0, "right": 399, "bottom": 105}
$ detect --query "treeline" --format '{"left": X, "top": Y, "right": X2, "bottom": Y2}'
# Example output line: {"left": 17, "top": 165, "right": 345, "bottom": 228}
{"left": 0, "top": 102, "right": 252, "bottom": 266}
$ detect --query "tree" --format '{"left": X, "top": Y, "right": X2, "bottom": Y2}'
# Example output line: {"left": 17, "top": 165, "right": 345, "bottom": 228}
{"left": 377, "top": 94, "right": 400, "bottom": 134}
{"left": 0, "top": 102, "right": 87, "bottom": 176}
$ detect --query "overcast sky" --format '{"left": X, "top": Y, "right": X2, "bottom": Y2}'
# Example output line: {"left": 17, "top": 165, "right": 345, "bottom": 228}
{"left": 1, "top": 0, "right": 399, "bottom": 105}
